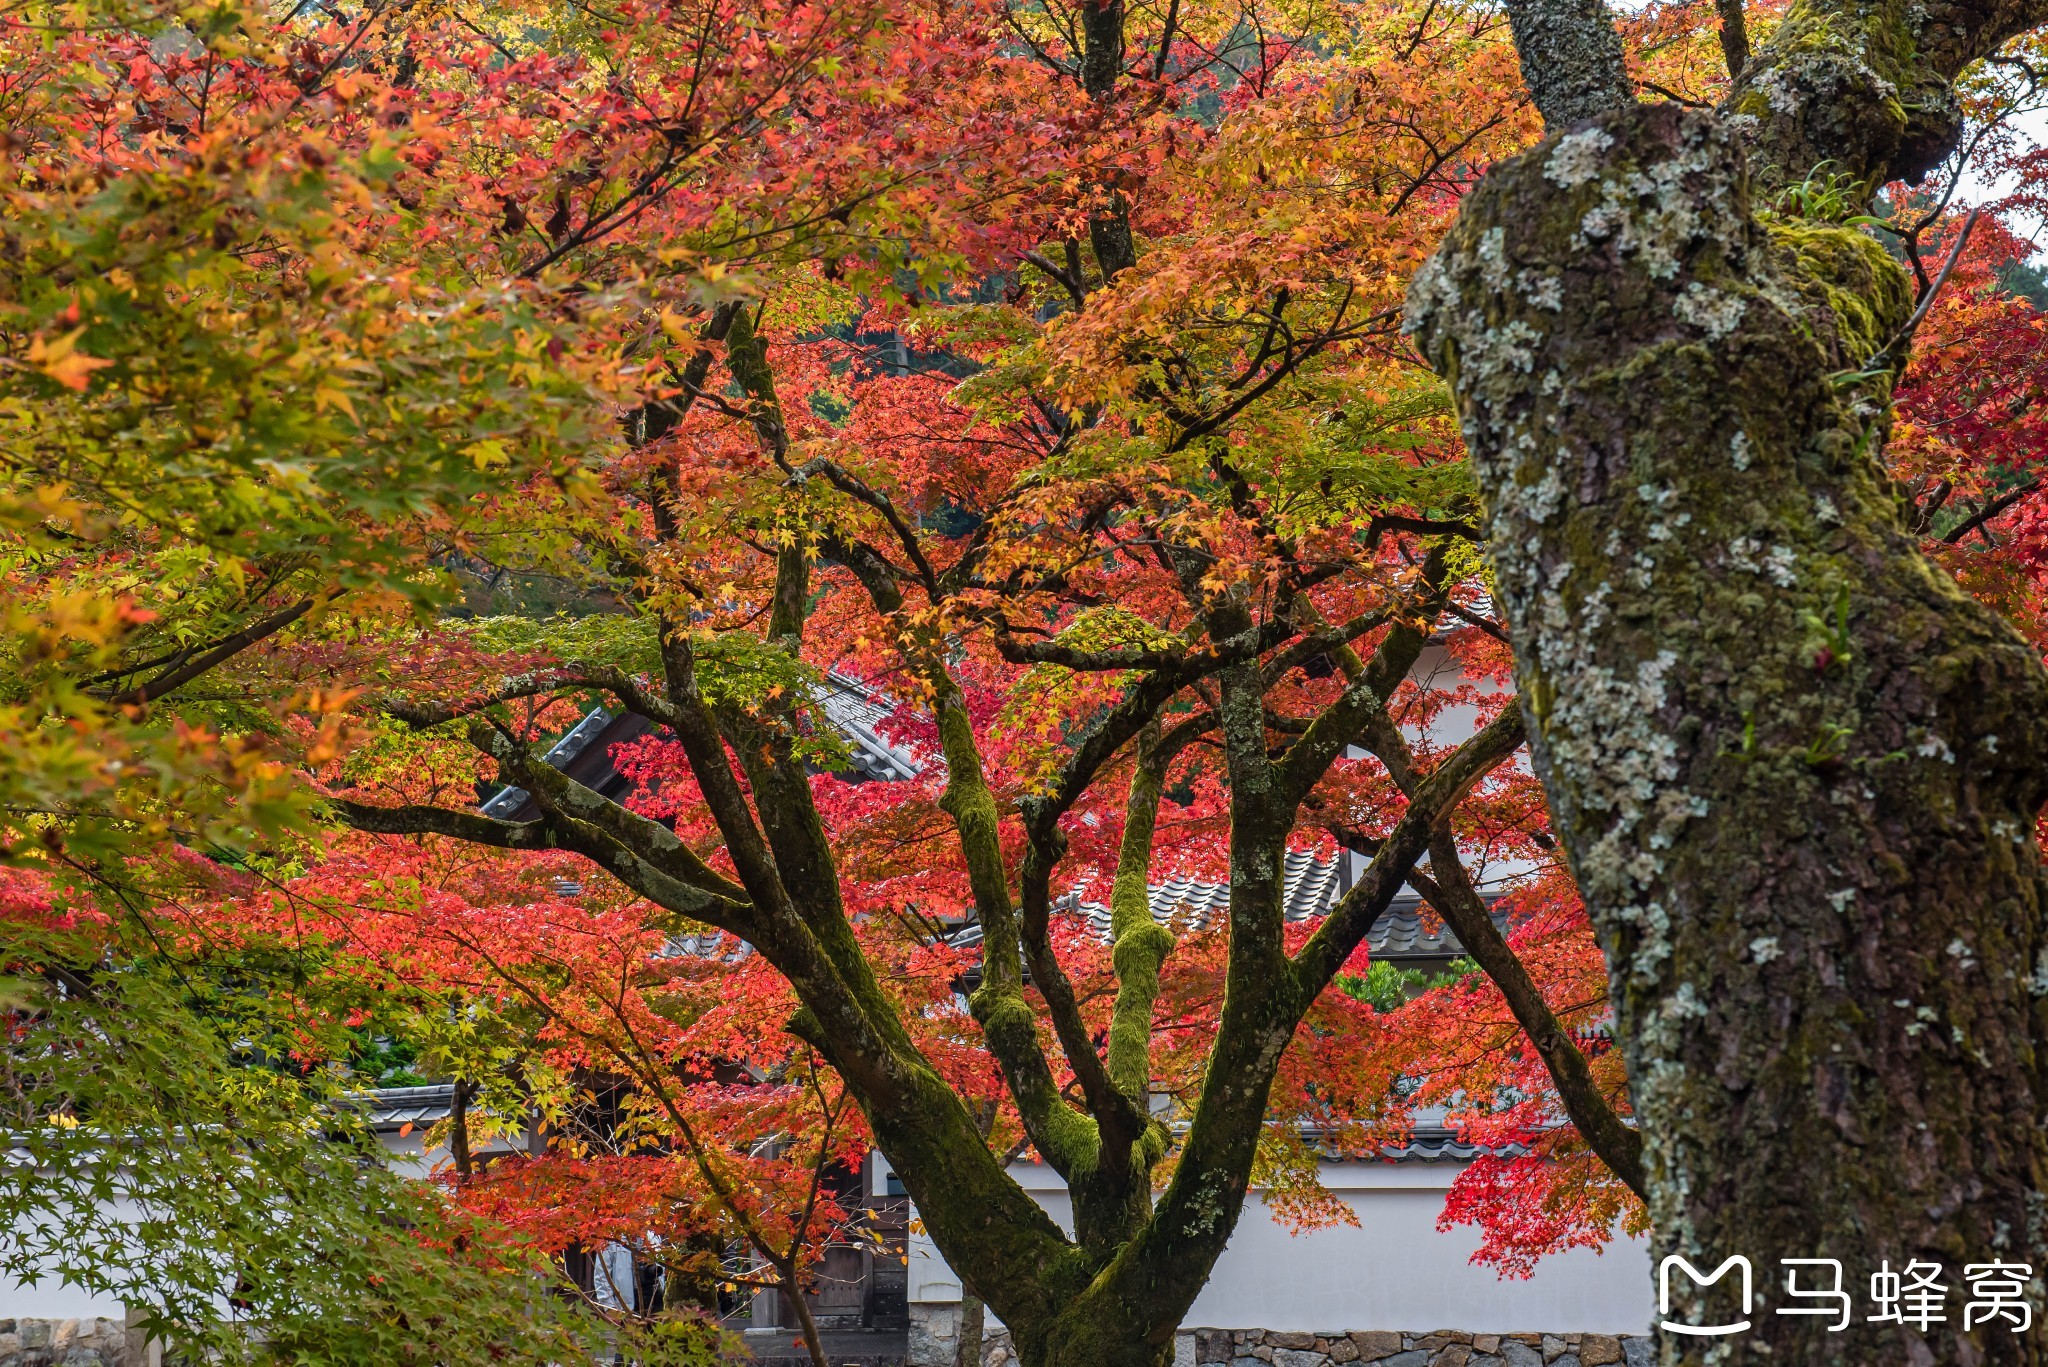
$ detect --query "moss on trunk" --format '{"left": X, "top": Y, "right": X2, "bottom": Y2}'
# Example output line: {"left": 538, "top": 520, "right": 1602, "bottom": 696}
{"left": 1410, "top": 103, "right": 2048, "bottom": 1365}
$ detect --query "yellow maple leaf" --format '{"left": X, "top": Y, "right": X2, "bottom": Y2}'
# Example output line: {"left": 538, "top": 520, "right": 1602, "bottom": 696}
{"left": 312, "top": 384, "right": 359, "bottom": 419}
{"left": 26, "top": 328, "right": 114, "bottom": 391}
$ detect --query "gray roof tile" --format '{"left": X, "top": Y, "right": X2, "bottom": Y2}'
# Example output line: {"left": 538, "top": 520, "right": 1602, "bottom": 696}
{"left": 815, "top": 673, "right": 922, "bottom": 781}
{"left": 358, "top": 1083, "right": 457, "bottom": 1131}
{"left": 947, "top": 853, "right": 1495, "bottom": 961}
{"left": 479, "top": 671, "right": 920, "bottom": 823}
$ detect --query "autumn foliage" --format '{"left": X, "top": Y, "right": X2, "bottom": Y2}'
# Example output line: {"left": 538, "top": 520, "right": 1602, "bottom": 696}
{"left": 3, "top": 0, "right": 2047, "bottom": 1357}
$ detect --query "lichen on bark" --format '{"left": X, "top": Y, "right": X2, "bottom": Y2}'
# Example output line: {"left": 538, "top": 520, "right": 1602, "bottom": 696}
{"left": 1410, "top": 84, "right": 2048, "bottom": 1367}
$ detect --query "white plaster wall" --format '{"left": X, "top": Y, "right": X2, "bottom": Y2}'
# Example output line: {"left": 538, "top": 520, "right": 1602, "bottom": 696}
{"left": 0, "top": 1271, "right": 125, "bottom": 1320}
{"left": 0, "top": 1193, "right": 133, "bottom": 1320}
{"left": 1401, "top": 642, "right": 1538, "bottom": 894}
{"left": 898, "top": 1157, "right": 1652, "bottom": 1335}
{"left": 1407, "top": 643, "right": 1492, "bottom": 756}
{"left": 0, "top": 1132, "right": 493, "bottom": 1324}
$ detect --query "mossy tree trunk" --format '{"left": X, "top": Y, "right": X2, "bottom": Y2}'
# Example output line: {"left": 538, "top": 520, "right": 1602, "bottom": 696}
{"left": 1408, "top": 1, "right": 2048, "bottom": 1362}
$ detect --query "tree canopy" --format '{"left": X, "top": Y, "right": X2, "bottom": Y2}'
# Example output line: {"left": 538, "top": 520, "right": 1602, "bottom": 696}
{"left": 4, "top": 0, "right": 2047, "bottom": 1362}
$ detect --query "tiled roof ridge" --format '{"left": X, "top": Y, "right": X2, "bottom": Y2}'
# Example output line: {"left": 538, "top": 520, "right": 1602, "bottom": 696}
{"left": 350, "top": 1085, "right": 1520, "bottom": 1163}
{"left": 948, "top": 851, "right": 1500, "bottom": 960}
{"left": 481, "top": 671, "right": 924, "bottom": 821}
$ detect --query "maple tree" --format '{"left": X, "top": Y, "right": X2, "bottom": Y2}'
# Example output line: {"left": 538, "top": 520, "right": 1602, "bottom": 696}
{"left": 7, "top": 0, "right": 2048, "bottom": 1360}
{"left": 212, "top": 830, "right": 941, "bottom": 1367}
{"left": 229, "top": 0, "right": 1604, "bottom": 1360}
{"left": 0, "top": 865, "right": 745, "bottom": 1365}
{"left": 273, "top": 0, "right": 1682, "bottom": 1357}
{"left": 0, "top": 0, "right": 1052, "bottom": 1353}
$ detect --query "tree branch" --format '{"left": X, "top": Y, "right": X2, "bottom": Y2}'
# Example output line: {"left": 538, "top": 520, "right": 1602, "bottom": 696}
{"left": 1105, "top": 725, "right": 1174, "bottom": 1105}
{"left": 1942, "top": 479, "right": 2040, "bottom": 544}
{"left": 1499, "top": 0, "right": 1634, "bottom": 132}
{"left": 1021, "top": 249, "right": 1086, "bottom": 310}
{"left": 1290, "top": 703, "right": 1527, "bottom": 993}
{"left": 94, "top": 598, "right": 314, "bottom": 706}
{"left": 794, "top": 457, "right": 940, "bottom": 597}
{"left": 1408, "top": 839, "right": 1646, "bottom": 1199}
{"left": 475, "top": 720, "right": 750, "bottom": 907}
{"left": 328, "top": 800, "right": 561, "bottom": 849}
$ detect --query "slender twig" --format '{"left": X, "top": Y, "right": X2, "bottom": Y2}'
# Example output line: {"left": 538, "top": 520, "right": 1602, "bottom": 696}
{"left": 1870, "top": 207, "right": 1982, "bottom": 370}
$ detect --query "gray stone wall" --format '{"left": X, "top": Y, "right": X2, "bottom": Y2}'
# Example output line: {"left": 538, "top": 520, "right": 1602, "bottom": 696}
{"left": 0, "top": 1318, "right": 136, "bottom": 1367}
{"left": 1174, "top": 1328, "right": 1653, "bottom": 1367}
{"left": 906, "top": 1305, "right": 1652, "bottom": 1367}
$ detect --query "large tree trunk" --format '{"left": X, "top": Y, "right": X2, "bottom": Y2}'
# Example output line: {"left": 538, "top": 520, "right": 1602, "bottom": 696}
{"left": 1410, "top": 84, "right": 2048, "bottom": 1367}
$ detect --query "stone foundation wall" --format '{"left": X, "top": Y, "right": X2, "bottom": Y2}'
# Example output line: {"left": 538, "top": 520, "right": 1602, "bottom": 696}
{"left": 0, "top": 1318, "right": 138, "bottom": 1367}
{"left": 907, "top": 1306, "right": 1652, "bottom": 1367}
{"left": 1174, "top": 1328, "right": 1652, "bottom": 1367}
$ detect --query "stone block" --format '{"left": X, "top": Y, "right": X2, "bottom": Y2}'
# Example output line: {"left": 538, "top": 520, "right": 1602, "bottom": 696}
{"left": 1550, "top": 1358, "right": 1581, "bottom": 1367}
{"left": 1349, "top": 1332, "right": 1404, "bottom": 1361}
{"left": 1174, "top": 1332, "right": 1196, "bottom": 1367}
{"left": 1430, "top": 1346, "right": 1471, "bottom": 1367}
{"left": 1375, "top": 1354, "right": 1430, "bottom": 1367}
{"left": 1272, "top": 1351, "right": 1327, "bottom": 1367}
{"left": 1473, "top": 1338, "right": 1500, "bottom": 1355}
{"left": 1621, "top": 1340, "right": 1653, "bottom": 1367}
{"left": 1327, "top": 1340, "right": 1360, "bottom": 1364}
{"left": 1578, "top": 1337, "right": 1622, "bottom": 1366}
{"left": 1469, "top": 1359, "right": 1505, "bottom": 1367}
{"left": 1198, "top": 1330, "right": 1235, "bottom": 1363}
{"left": 905, "top": 1304, "right": 959, "bottom": 1367}
{"left": 1499, "top": 1343, "right": 1543, "bottom": 1367}
{"left": 1540, "top": 1337, "right": 1566, "bottom": 1360}
{"left": 21, "top": 1325, "right": 50, "bottom": 1350}
{"left": 1268, "top": 1334, "right": 1316, "bottom": 1351}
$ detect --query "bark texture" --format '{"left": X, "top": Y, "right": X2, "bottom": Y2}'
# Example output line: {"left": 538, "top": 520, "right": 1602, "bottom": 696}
{"left": 1409, "top": 64, "right": 2048, "bottom": 1367}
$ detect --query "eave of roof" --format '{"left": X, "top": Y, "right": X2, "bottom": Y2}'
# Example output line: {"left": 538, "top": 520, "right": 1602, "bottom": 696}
{"left": 352, "top": 1084, "right": 1516, "bottom": 1164}
{"left": 943, "top": 853, "right": 1497, "bottom": 962}
{"left": 357, "top": 1083, "right": 461, "bottom": 1132}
